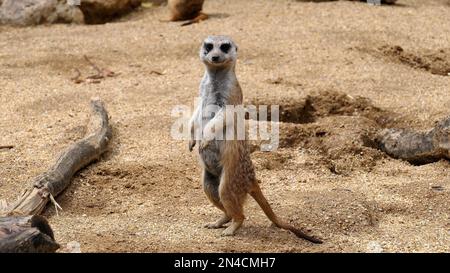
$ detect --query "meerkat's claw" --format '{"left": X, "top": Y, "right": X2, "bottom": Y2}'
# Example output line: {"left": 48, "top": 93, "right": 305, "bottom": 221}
{"left": 189, "top": 140, "right": 196, "bottom": 151}
{"left": 221, "top": 221, "right": 242, "bottom": 236}
{"left": 204, "top": 222, "right": 226, "bottom": 229}
{"left": 221, "top": 227, "right": 237, "bottom": 236}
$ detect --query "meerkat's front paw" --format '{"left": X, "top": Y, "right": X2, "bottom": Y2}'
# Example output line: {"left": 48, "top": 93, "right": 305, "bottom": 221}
{"left": 199, "top": 140, "right": 210, "bottom": 150}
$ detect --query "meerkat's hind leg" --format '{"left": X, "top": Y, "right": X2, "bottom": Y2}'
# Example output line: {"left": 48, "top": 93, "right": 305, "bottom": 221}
{"left": 202, "top": 170, "right": 231, "bottom": 229}
{"left": 204, "top": 213, "right": 231, "bottom": 229}
{"left": 220, "top": 188, "right": 246, "bottom": 236}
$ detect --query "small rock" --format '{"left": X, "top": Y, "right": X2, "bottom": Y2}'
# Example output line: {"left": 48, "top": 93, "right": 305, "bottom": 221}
{"left": 366, "top": 241, "right": 383, "bottom": 253}
{"left": 66, "top": 241, "right": 81, "bottom": 253}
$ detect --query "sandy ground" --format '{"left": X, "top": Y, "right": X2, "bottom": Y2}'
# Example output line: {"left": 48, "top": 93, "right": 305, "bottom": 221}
{"left": 1, "top": 0, "right": 450, "bottom": 252}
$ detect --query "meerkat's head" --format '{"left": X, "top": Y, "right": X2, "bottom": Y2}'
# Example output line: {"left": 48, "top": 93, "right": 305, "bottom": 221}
{"left": 200, "top": 36, "right": 238, "bottom": 69}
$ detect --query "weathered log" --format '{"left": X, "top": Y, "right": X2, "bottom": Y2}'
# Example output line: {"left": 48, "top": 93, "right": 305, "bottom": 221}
{"left": 0, "top": 98, "right": 111, "bottom": 253}
{"left": 0, "top": 215, "right": 59, "bottom": 253}
{"left": 0, "top": 98, "right": 112, "bottom": 217}
{"left": 376, "top": 116, "right": 450, "bottom": 164}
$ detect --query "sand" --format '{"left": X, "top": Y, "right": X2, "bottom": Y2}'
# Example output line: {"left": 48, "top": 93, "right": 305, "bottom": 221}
{"left": 0, "top": 0, "right": 449, "bottom": 252}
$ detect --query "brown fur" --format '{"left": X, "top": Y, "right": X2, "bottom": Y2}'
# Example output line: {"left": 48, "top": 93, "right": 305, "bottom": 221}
{"left": 215, "top": 119, "right": 322, "bottom": 243}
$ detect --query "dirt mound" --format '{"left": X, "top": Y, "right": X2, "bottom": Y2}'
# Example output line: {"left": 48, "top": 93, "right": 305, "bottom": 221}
{"left": 273, "top": 116, "right": 386, "bottom": 174}
{"left": 250, "top": 90, "right": 399, "bottom": 127}
{"left": 41, "top": 163, "right": 149, "bottom": 217}
{"left": 252, "top": 150, "right": 292, "bottom": 171}
{"left": 250, "top": 118, "right": 386, "bottom": 175}
{"left": 250, "top": 91, "right": 396, "bottom": 174}
{"left": 41, "top": 160, "right": 194, "bottom": 219}
{"left": 372, "top": 45, "right": 450, "bottom": 76}
{"left": 299, "top": 189, "right": 378, "bottom": 235}
{"left": 388, "top": 179, "right": 450, "bottom": 216}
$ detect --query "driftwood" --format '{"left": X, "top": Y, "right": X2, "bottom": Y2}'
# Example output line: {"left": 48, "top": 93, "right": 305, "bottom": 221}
{"left": 0, "top": 216, "right": 59, "bottom": 253}
{"left": 0, "top": 98, "right": 112, "bottom": 252}
{"left": 376, "top": 116, "right": 450, "bottom": 164}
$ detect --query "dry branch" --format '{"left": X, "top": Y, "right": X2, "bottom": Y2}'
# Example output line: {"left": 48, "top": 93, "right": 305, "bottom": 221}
{"left": 84, "top": 55, "right": 119, "bottom": 79}
{"left": 0, "top": 145, "right": 14, "bottom": 150}
{"left": 0, "top": 98, "right": 112, "bottom": 217}
{"left": 150, "top": 70, "right": 164, "bottom": 76}
{"left": 376, "top": 116, "right": 450, "bottom": 164}
{"left": 0, "top": 215, "right": 59, "bottom": 253}
{"left": 70, "top": 56, "right": 118, "bottom": 84}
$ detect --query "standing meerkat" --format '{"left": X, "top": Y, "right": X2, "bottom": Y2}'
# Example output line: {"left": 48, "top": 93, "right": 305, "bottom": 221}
{"left": 167, "top": 0, "right": 208, "bottom": 26}
{"left": 188, "top": 36, "right": 322, "bottom": 244}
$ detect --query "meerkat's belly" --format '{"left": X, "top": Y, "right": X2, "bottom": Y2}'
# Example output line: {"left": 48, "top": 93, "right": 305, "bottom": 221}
{"left": 199, "top": 140, "right": 223, "bottom": 176}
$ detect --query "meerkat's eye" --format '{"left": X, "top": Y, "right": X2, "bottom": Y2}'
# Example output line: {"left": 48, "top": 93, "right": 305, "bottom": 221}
{"left": 204, "top": 43, "right": 213, "bottom": 53}
{"left": 220, "top": 43, "right": 231, "bottom": 53}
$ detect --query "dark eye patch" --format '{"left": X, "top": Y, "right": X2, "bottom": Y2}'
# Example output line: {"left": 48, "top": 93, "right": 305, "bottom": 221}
{"left": 220, "top": 43, "right": 231, "bottom": 53}
{"left": 204, "top": 43, "right": 213, "bottom": 52}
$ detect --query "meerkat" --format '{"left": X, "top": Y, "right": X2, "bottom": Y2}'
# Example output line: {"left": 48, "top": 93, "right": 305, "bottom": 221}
{"left": 188, "top": 36, "right": 322, "bottom": 244}
{"left": 167, "top": 0, "right": 208, "bottom": 26}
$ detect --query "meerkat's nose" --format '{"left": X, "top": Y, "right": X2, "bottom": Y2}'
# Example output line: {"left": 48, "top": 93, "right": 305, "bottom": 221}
{"left": 211, "top": 56, "right": 220, "bottom": 62}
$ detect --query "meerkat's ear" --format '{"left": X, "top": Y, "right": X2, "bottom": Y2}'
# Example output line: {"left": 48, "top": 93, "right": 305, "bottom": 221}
{"left": 235, "top": 46, "right": 238, "bottom": 52}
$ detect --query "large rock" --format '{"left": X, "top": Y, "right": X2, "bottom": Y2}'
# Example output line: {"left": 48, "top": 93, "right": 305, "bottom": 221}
{"left": 0, "top": 0, "right": 142, "bottom": 26}
{"left": 79, "top": 0, "right": 142, "bottom": 24}
{"left": 0, "top": 0, "right": 84, "bottom": 25}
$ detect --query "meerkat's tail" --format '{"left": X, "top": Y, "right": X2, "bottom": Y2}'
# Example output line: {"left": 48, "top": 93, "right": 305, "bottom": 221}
{"left": 249, "top": 184, "right": 323, "bottom": 244}
{"left": 181, "top": 12, "right": 209, "bottom": 26}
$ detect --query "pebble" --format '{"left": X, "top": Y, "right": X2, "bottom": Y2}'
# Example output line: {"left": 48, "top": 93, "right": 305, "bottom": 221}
{"left": 366, "top": 241, "right": 383, "bottom": 253}
{"left": 66, "top": 241, "right": 81, "bottom": 253}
